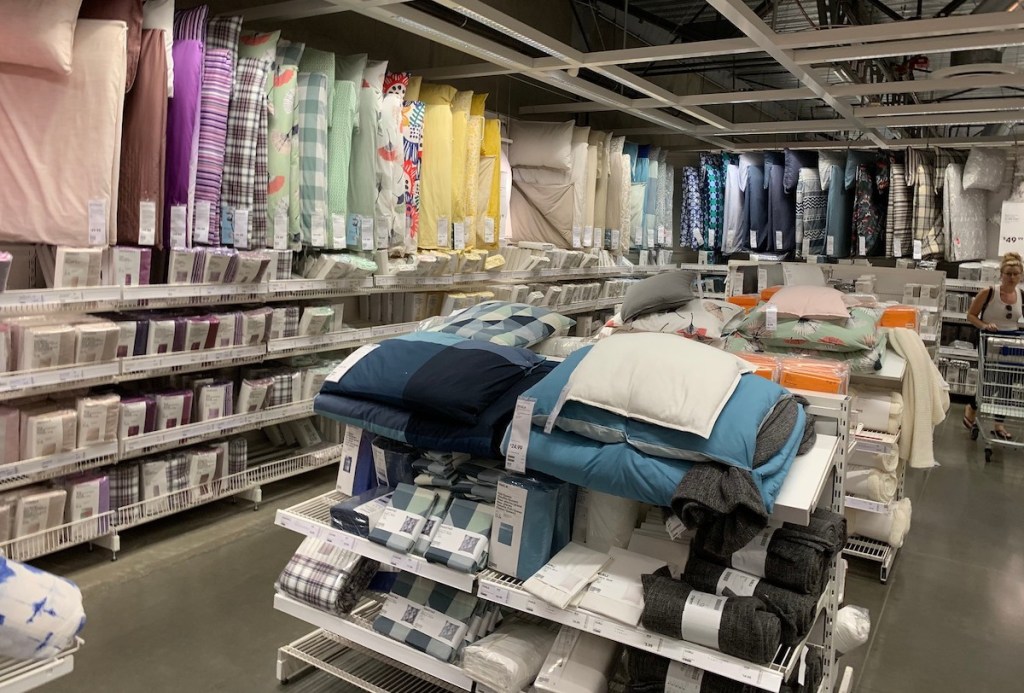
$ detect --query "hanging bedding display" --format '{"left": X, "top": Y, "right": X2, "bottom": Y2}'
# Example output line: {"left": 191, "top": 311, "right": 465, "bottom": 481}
{"left": 221, "top": 57, "right": 271, "bottom": 249}
{"left": 847, "top": 150, "right": 888, "bottom": 257}
{"left": 479, "top": 118, "right": 501, "bottom": 252}
{"left": 0, "top": 19, "right": 127, "bottom": 247}
{"left": 238, "top": 31, "right": 280, "bottom": 250}
{"left": 592, "top": 132, "right": 611, "bottom": 248}
{"left": 680, "top": 167, "right": 702, "bottom": 250}
{"left": 280, "top": 40, "right": 308, "bottom": 249}
{"left": 348, "top": 60, "right": 384, "bottom": 248}
{"left": 569, "top": 126, "right": 591, "bottom": 237}
{"left": 118, "top": 29, "right": 168, "bottom": 247}
{"left": 192, "top": 48, "right": 232, "bottom": 245}
{"left": 819, "top": 151, "right": 851, "bottom": 258}
{"left": 765, "top": 151, "right": 795, "bottom": 254}
{"left": 908, "top": 149, "right": 943, "bottom": 259}
{"left": 378, "top": 76, "right": 406, "bottom": 250}
{"left": 739, "top": 154, "right": 766, "bottom": 253}
{"left": 796, "top": 166, "right": 826, "bottom": 256}
{"left": 943, "top": 163, "right": 987, "bottom": 262}
{"left": 508, "top": 120, "right": 577, "bottom": 247}
{"left": 700, "top": 153, "right": 724, "bottom": 253}
{"left": 451, "top": 91, "right": 473, "bottom": 233}
{"left": 418, "top": 84, "right": 457, "bottom": 249}
{"left": 722, "top": 153, "right": 744, "bottom": 255}
{"left": 403, "top": 101, "right": 427, "bottom": 252}
{"left": 297, "top": 72, "right": 329, "bottom": 246}
{"left": 886, "top": 152, "right": 911, "bottom": 257}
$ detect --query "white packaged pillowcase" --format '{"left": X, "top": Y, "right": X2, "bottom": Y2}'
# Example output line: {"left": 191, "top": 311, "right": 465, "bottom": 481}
{"left": 76, "top": 394, "right": 120, "bottom": 447}
{"left": 20, "top": 407, "right": 76, "bottom": 459}
{"left": 213, "top": 312, "right": 240, "bottom": 348}
{"left": 578, "top": 546, "right": 668, "bottom": 626}
{"left": 147, "top": 318, "right": 176, "bottom": 355}
{"left": 523, "top": 541, "right": 610, "bottom": 609}
{"left": 74, "top": 321, "right": 119, "bottom": 363}
{"left": 14, "top": 489, "right": 67, "bottom": 537}
{"left": 534, "top": 626, "right": 620, "bottom": 693}
{"left": 463, "top": 620, "right": 559, "bottom": 693}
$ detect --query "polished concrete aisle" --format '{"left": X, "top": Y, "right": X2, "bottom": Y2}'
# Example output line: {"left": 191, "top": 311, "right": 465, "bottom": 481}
{"left": 32, "top": 404, "right": 1024, "bottom": 692}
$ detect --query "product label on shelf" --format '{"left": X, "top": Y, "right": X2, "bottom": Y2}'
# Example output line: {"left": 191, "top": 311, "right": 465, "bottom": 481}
{"left": 731, "top": 527, "right": 774, "bottom": 577}
{"left": 360, "top": 216, "right": 375, "bottom": 251}
{"left": 913, "top": 239, "right": 923, "bottom": 260}
{"left": 859, "top": 236, "right": 867, "bottom": 256}
{"left": 88, "top": 198, "right": 108, "bottom": 246}
{"left": 775, "top": 230, "right": 784, "bottom": 249}
{"left": 572, "top": 226, "right": 582, "bottom": 248}
{"left": 680, "top": 590, "right": 724, "bottom": 650}
{"left": 379, "top": 596, "right": 468, "bottom": 646}
{"left": 749, "top": 230, "right": 757, "bottom": 250}
{"left": 664, "top": 661, "right": 705, "bottom": 693}
{"left": 139, "top": 200, "right": 157, "bottom": 246}
{"left": 453, "top": 220, "right": 466, "bottom": 249}
{"left": 275, "top": 210, "right": 289, "bottom": 250}
{"left": 431, "top": 524, "right": 488, "bottom": 564}
{"left": 170, "top": 205, "right": 188, "bottom": 249}
{"left": 765, "top": 306, "right": 778, "bottom": 332}
{"left": 193, "top": 201, "right": 211, "bottom": 245}
{"left": 716, "top": 568, "right": 760, "bottom": 597}
{"left": 374, "top": 506, "right": 427, "bottom": 541}
{"left": 893, "top": 238, "right": 903, "bottom": 258}
{"left": 234, "top": 208, "right": 251, "bottom": 249}
{"left": 505, "top": 396, "right": 535, "bottom": 473}
{"left": 310, "top": 211, "right": 326, "bottom": 247}
{"left": 484, "top": 217, "right": 496, "bottom": 244}
{"left": 335, "top": 423, "right": 364, "bottom": 495}
{"left": 372, "top": 444, "right": 389, "bottom": 485}
{"left": 438, "top": 216, "right": 451, "bottom": 248}
{"left": 583, "top": 226, "right": 594, "bottom": 248}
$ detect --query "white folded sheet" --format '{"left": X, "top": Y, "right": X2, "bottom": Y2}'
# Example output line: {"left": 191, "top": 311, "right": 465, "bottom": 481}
{"left": 462, "top": 620, "right": 558, "bottom": 693}
{"left": 533, "top": 626, "right": 620, "bottom": 693}
{"left": 848, "top": 498, "right": 912, "bottom": 548}
{"left": 578, "top": 547, "right": 667, "bottom": 626}
{"left": 523, "top": 542, "right": 610, "bottom": 609}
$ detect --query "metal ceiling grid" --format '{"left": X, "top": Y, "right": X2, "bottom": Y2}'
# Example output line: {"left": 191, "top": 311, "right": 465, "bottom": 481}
{"left": 239, "top": 0, "right": 1024, "bottom": 150}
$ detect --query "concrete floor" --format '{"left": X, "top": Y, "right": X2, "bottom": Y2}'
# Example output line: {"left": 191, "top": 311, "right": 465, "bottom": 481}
{"left": 30, "top": 404, "right": 1024, "bottom": 692}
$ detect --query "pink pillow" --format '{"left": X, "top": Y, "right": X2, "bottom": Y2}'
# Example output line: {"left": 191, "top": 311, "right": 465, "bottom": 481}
{"left": 0, "top": 0, "right": 84, "bottom": 74}
{"left": 768, "top": 285, "right": 850, "bottom": 321}
{"left": 80, "top": 0, "right": 143, "bottom": 91}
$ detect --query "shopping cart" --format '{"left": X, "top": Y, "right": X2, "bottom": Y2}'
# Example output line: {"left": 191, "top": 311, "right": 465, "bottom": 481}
{"left": 976, "top": 331, "right": 1024, "bottom": 462}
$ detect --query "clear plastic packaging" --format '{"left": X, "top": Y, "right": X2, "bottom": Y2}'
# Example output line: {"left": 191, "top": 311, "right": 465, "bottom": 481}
{"left": 835, "top": 605, "right": 871, "bottom": 655}
{"left": 737, "top": 353, "right": 782, "bottom": 382}
{"left": 778, "top": 356, "right": 850, "bottom": 394}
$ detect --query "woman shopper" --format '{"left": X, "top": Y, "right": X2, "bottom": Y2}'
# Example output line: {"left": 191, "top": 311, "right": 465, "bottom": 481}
{"left": 963, "top": 252, "right": 1024, "bottom": 439}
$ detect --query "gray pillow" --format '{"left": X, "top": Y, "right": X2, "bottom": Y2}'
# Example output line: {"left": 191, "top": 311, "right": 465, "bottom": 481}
{"left": 621, "top": 271, "right": 697, "bottom": 322}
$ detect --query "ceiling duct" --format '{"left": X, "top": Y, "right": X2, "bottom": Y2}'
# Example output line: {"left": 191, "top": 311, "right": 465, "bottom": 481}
{"left": 939, "top": 0, "right": 1021, "bottom": 77}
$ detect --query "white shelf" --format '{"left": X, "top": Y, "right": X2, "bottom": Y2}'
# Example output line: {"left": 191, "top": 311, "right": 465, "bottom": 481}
{"left": 0, "top": 442, "right": 118, "bottom": 483}
{"left": 559, "top": 296, "right": 624, "bottom": 315}
{"left": 274, "top": 594, "right": 475, "bottom": 692}
{"left": 939, "top": 346, "right": 978, "bottom": 360}
{"left": 679, "top": 263, "right": 730, "bottom": 274}
{"left": 475, "top": 570, "right": 824, "bottom": 693}
{"left": 267, "top": 277, "right": 375, "bottom": 297}
{"left": 851, "top": 350, "right": 906, "bottom": 385}
{"left": 119, "top": 345, "right": 267, "bottom": 379}
{"left": 119, "top": 400, "right": 314, "bottom": 459}
{"left": 275, "top": 490, "right": 477, "bottom": 594}
{"left": 0, "top": 638, "right": 80, "bottom": 693}
{"left": 0, "top": 286, "right": 121, "bottom": 315}
{"left": 772, "top": 434, "right": 838, "bottom": 526}
{"left": 0, "top": 362, "right": 120, "bottom": 400}
{"left": 942, "top": 311, "right": 971, "bottom": 324}
{"left": 945, "top": 279, "right": 989, "bottom": 291}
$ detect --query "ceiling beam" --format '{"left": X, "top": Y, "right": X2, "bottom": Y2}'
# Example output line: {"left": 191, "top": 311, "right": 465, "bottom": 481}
{"left": 831, "top": 72, "right": 1024, "bottom": 97}
{"left": 237, "top": 0, "right": 409, "bottom": 22}
{"left": 854, "top": 96, "right": 1024, "bottom": 117}
{"left": 794, "top": 28, "right": 1024, "bottom": 64}
{"left": 704, "top": 0, "right": 886, "bottom": 147}
{"left": 519, "top": 87, "right": 817, "bottom": 115}
{"left": 669, "top": 134, "right": 1023, "bottom": 151}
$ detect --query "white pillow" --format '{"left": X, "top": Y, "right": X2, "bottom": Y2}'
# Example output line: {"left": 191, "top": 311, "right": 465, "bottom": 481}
{"left": 783, "top": 263, "right": 826, "bottom": 287}
{"left": 962, "top": 148, "right": 1006, "bottom": 192}
{"left": 509, "top": 120, "right": 575, "bottom": 171}
{"left": 564, "top": 333, "right": 752, "bottom": 439}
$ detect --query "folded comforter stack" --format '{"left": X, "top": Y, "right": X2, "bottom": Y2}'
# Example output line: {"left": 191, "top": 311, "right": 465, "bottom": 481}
{"left": 315, "top": 332, "right": 555, "bottom": 459}
{"left": 500, "top": 333, "right": 813, "bottom": 553}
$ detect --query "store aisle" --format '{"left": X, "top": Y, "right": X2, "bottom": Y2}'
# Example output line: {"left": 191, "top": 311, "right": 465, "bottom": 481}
{"left": 843, "top": 403, "right": 1024, "bottom": 692}
{"left": 28, "top": 404, "right": 1024, "bottom": 692}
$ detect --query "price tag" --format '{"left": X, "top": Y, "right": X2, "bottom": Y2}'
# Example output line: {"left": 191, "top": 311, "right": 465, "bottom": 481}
{"left": 275, "top": 209, "right": 289, "bottom": 250}
{"left": 438, "top": 216, "right": 450, "bottom": 248}
{"left": 505, "top": 396, "right": 535, "bottom": 473}
{"left": 484, "top": 217, "right": 495, "bottom": 244}
{"left": 757, "top": 268, "right": 768, "bottom": 292}
{"left": 893, "top": 238, "right": 903, "bottom": 257}
{"left": 999, "top": 201, "right": 1024, "bottom": 255}
{"left": 666, "top": 514, "right": 688, "bottom": 540}
{"left": 170, "top": 205, "right": 188, "bottom": 249}
{"left": 361, "top": 216, "right": 375, "bottom": 251}
{"left": 88, "top": 198, "right": 108, "bottom": 246}
{"left": 766, "top": 305, "right": 778, "bottom": 332}
{"left": 324, "top": 530, "right": 356, "bottom": 551}
{"left": 634, "top": 226, "right": 643, "bottom": 246}
{"left": 388, "top": 553, "right": 417, "bottom": 572}
{"left": 310, "top": 211, "right": 326, "bottom": 247}
{"left": 708, "top": 228, "right": 715, "bottom": 249}
{"left": 453, "top": 220, "right": 466, "bottom": 249}
{"left": 749, "top": 230, "right": 757, "bottom": 250}
{"left": 826, "top": 236, "right": 835, "bottom": 256}
{"left": 479, "top": 582, "right": 510, "bottom": 605}
{"left": 572, "top": 226, "right": 582, "bottom": 248}
{"left": 658, "top": 224, "right": 667, "bottom": 245}
{"left": 139, "top": 200, "right": 157, "bottom": 246}
{"left": 346, "top": 214, "right": 361, "bottom": 247}
{"left": 698, "top": 250, "right": 709, "bottom": 265}
{"left": 775, "top": 230, "right": 784, "bottom": 249}
{"left": 329, "top": 213, "right": 345, "bottom": 250}
{"left": 859, "top": 236, "right": 867, "bottom": 256}
{"left": 802, "top": 238, "right": 811, "bottom": 257}
{"left": 193, "top": 201, "right": 210, "bottom": 245}
{"left": 646, "top": 227, "right": 656, "bottom": 248}
{"left": 913, "top": 239, "right": 923, "bottom": 260}
{"left": 233, "top": 208, "right": 250, "bottom": 248}
{"left": 611, "top": 229, "right": 621, "bottom": 250}
{"left": 583, "top": 226, "right": 594, "bottom": 248}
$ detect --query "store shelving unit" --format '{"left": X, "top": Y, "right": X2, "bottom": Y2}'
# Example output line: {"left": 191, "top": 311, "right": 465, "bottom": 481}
{"left": 0, "top": 639, "right": 81, "bottom": 693}
{"left": 272, "top": 391, "right": 850, "bottom": 693}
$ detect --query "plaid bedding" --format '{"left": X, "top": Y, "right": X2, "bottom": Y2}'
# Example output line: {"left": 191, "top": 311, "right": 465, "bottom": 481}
{"left": 275, "top": 536, "right": 379, "bottom": 615}
{"left": 372, "top": 572, "right": 479, "bottom": 662}
{"left": 368, "top": 483, "right": 440, "bottom": 553}
{"left": 425, "top": 301, "right": 574, "bottom": 348}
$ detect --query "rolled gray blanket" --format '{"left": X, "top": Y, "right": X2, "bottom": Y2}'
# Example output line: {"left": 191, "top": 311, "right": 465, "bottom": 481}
{"left": 626, "top": 647, "right": 823, "bottom": 693}
{"left": 754, "top": 396, "right": 799, "bottom": 467}
{"left": 683, "top": 556, "right": 820, "bottom": 646}
{"left": 640, "top": 567, "right": 782, "bottom": 665}
{"left": 672, "top": 465, "right": 769, "bottom": 557}
{"left": 694, "top": 509, "right": 846, "bottom": 595}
